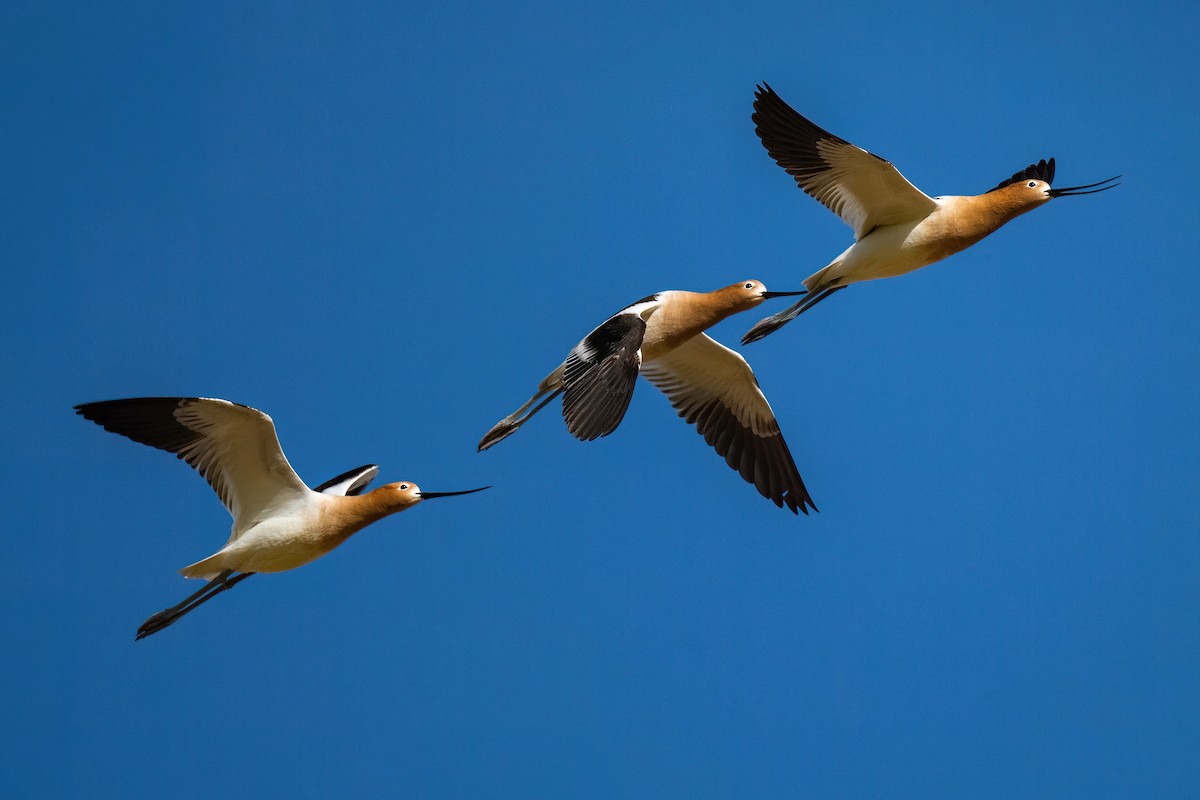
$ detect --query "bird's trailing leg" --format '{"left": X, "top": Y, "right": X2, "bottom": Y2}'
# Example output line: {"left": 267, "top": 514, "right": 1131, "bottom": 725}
{"left": 135, "top": 569, "right": 255, "bottom": 640}
{"left": 741, "top": 285, "right": 845, "bottom": 344}
{"left": 478, "top": 384, "right": 564, "bottom": 451}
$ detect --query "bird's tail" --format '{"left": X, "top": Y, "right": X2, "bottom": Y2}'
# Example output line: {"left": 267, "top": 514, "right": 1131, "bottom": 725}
{"left": 180, "top": 552, "right": 229, "bottom": 581}
{"left": 742, "top": 285, "right": 846, "bottom": 344}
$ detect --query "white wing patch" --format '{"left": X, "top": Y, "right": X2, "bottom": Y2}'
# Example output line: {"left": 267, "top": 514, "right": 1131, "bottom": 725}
{"left": 315, "top": 464, "right": 380, "bottom": 496}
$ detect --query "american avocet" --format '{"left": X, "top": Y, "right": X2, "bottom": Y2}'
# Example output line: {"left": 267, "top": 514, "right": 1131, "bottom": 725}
{"left": 478, "top": 281, "right": 817, "bottom": 514}
{"left": 741, "top": 83, "right": 1119, "bottom": 344}
{"left": 75, "top": 397, "right": 488, "bottom": 639}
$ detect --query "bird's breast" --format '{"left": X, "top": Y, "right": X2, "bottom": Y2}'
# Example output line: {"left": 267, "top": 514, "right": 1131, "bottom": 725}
{"left": 306, "top": 498, "right": 385, "bottom": 553}
{"left": 641, "top": 292, "right": 737, "bottom": 360}
{"left": 229, "top": 495, "right": 384, "bottom": 573}
{"left": 912, "top": 195, "right": 1028, "bottom": 259}
{"left": 642, "top": 310, "right": 703, "bottom": 360}
{"left": 840, "top": 204, "right": 995, "bottom": 283}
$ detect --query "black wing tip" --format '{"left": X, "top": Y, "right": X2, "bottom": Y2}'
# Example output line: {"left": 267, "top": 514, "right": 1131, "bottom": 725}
{"left": 75, "top": 397, "right": 213, "bottom": 458}
{"left": 752, "top": 82, "right": 790, "bottom": 118}
{"left": 76, "top": 397, "right": 266, "bottom": 433}
{"left": 77, "top": 397, "right": 163, "bottom": 411}
{"left": 775, "top": 494, "right": 817, "bottom": 515}
{"left": 75, "top": 397, "right": 186, "bottom": 424}
{"left": 681, "top": 392, "right": 818, "bottom": 516}
{"left": 988, "top": 157, "right": 1056, "bottom": 192}
{"left": 75, "top": 397, "right": 203, "bottom": 420}
{"left": 786, "top": 492, "right": 818, "bottom": 516}
{"left": 759, "top": 480, "right": 817, "bottom": 516}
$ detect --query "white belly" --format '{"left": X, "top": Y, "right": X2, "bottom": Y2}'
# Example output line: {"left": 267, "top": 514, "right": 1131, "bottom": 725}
{"left": 808, "top": 219, "right": 957, "bottom": 287}
{"left": 222, "top": 502, "right": 330, "bottom": 573}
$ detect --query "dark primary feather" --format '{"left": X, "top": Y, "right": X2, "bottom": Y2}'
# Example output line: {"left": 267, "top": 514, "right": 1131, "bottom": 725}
{"left": 74, "top": 396, "right": 291, "bottom": 516}
{"left": 752, "top": 82, "right": 936, "bottom": 240}
{"left": 647, "top": 374, "right": 815, "bottom": 515}
{"left": 752, "top": 83, "right": 856, "bottom": 195}
{"left": 76, "top": 397, "right": 217, "bottom": 458}
{"left": 640, "top": 337, "right": 817, "bottom": 515}
{"left": 988, "top": 157, "right": 1055, "bottom": 192}
{"left": 691, "top": 399, "right": 814, "bottom": 515}
{"left": 561, "top": 313, "right": 647, "bottom": 441}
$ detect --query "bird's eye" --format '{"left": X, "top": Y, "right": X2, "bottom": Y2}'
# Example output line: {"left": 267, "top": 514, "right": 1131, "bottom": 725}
{"left": 400, "top": 484, "right": 409, "bottom": 490}
{"left": 744, "top": 282, "right": 755, "bottom": 289}
{"left": 1027, "top": 181, "right": 1037, "bottom": 188}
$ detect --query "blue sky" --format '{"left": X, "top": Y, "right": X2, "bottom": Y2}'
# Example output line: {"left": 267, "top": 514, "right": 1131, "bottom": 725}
{"left": 2, "top": 1, "right": 1197, "bottom": 797}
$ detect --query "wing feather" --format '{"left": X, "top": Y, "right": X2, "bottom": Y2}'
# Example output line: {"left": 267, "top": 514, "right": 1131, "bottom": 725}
{"left": 313, "top": 464, "right": 380, "bottom": 496}
{"left": 641, "top": 335, "right": 816, "bottom": 514}
{"left": 561, "top": 312, "right": 647, "bottom": 440}
{"left": 753, "top": 83, "right": 937, "bottom": 239}
{"left": 76, "top": 397, "right": 310, "bottom": 529}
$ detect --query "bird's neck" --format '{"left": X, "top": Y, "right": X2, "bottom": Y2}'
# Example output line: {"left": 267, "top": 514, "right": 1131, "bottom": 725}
{"left": 644, "top": 290, "right": 752, "bottom": 356}
{"left": 313, "top": 490, "right": 411, "bottom": 550}
{"left": 961, "top": 189, "right": 1041, "bottom": 235}
{"left": 924, "top": 192, "right": 1040, "bottom": 254}
{"left": 674, "top": 288, "right": 756, "bottom": 328}
{"left": 353, "top": 489, "right": 415, "bottom": 520}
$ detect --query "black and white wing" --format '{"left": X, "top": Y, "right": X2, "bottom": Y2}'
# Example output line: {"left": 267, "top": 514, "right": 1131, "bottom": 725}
{"left": 561, "top": 310, "right": 649, "bottom": 441}
{"left": 640, "top": 335, "right": 816, "bottom": 514}
{"left": 314, "top": 464, "right": 380, "bottom": 496}
{"left": 75, "top": 397, "right": 310, "bottom": 530}
{"left": 753, "top": 83, "right": 937, "bottom": 240}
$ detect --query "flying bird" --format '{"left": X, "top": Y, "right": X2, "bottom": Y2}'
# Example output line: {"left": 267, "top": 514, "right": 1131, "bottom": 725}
{"left": 478, "top": 280, "right": 816, "bottom": 514}
{"left": 742, "top": 83, "right": 1119, "bottom": 344}
{"left": 76, "top": 397, "right": 488, "bottom": 639}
